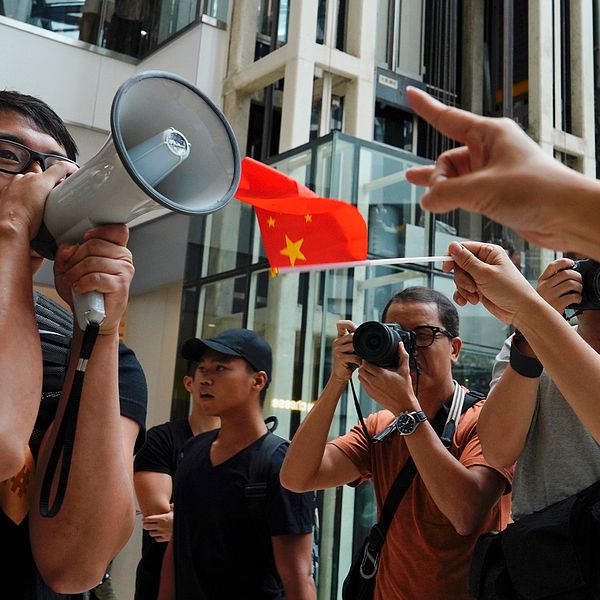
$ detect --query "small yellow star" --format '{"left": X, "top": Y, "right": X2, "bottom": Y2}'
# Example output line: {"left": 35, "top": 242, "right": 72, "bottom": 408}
{"left": 280, "top": 235, "right": 306, "bottom": 266}
{"left": 267, "top": 216, "right": 276, "bottom": 228}
{"left": 270, "top": 267, "right": 279, "bottom": 277}
{"left": 304, "top": 214, "right": 312, "bottom": 223}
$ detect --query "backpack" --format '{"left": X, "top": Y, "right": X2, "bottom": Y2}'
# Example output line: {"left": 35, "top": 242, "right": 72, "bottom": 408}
{"left": 30, "top": 292, "right": 73, "bottom": 458}
{"left": 245, "top": 418, "right": 320, "bottom": 582}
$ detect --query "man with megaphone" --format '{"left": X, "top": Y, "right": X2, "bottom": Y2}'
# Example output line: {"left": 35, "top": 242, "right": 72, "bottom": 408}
{"left": 0, "top": 90, "right": 147, "bottom": 599}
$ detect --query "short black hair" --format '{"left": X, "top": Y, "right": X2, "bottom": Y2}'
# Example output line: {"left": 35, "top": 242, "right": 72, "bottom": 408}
{"left": 381, "top": 286, "right": 459, "bottom": 337}
{"left": 186, "top": 360, "right": 199, "bottom": 377}
{"left": 0, "top": 90, "right": 78, "bottom": 160}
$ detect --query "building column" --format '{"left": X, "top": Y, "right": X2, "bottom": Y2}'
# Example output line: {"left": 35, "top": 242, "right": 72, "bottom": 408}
{"left": 570, "top": 0, "right": 596, "bottom": 176}
{"left": 343, "top": 0, "right": 376, "bottom": 140}
{"left": 222, "top": 0, "right": 261, "bottom": 150}
{"left": 279, "top": 0, "right": 319, "bottom": 151}
{"left": 462, "top": 0, "right": 485, "bottom": 114}
{"left": 528, "top": 0, "right": 555, "bottom": 153}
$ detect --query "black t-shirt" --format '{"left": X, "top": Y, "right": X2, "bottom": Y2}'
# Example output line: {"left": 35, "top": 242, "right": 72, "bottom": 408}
{"left": 1, "top": 342, "right": 148, "bottom": 600}
{"left": 133, "top": 418, "right": 194, "bottom": 600}
{"left": 172, "top": 430, "right": 315, "bottom": 600}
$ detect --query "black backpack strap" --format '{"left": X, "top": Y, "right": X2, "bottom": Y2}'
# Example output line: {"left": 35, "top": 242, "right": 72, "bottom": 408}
{"left": 245, "top": 432, "right": 288, "bottom": 501}
{"left": 30, "top": 293, "right": 74, "bottom": 457}
{"left": 245, "top": 432, "right": 289, "bottom": 577}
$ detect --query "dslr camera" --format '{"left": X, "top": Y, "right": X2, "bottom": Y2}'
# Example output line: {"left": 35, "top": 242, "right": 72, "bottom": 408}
{"left": 567, "top": 259, "right": 600, "bottom": 311}
{"left": 352, "top": 321, "right": 417, "bottom": 369}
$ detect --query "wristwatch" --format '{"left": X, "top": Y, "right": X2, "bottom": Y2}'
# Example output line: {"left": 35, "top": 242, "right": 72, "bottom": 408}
{"left": 395, "top": 410, "right": 427, "bottom": 435}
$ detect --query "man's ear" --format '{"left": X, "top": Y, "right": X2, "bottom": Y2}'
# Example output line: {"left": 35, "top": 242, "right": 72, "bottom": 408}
{"left": 450, "top": 336, "right": 462, "bottom": 364}
{"left": 253, "top": 371, "right": 268, "bottom": 392}
{"left": 183, "top": 375, "right": 193, "bottom": 393}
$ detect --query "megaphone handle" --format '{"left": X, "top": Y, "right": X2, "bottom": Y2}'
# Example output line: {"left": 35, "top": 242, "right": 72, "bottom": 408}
{"left": 72, "top": 291, "right": 106, "bottom": 330}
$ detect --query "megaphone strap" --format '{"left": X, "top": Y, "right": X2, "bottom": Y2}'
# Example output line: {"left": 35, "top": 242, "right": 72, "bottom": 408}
{"left": 39, "top": 323, "right": 99, "bottom": 518}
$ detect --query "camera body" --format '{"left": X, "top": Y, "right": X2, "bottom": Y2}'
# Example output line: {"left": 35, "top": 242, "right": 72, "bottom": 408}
{"left": 353, "top": 321, "right": 417, "bottom": 369}
{"left": 568, "top": 259, "right": 600, "bottom": 311}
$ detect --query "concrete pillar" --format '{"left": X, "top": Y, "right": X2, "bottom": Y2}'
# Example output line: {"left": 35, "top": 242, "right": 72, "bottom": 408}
{"left": 222, "top": 0, "right": 261, "bottom": 150}
{"left": 461, "top": 0, "right": 485, "bottom": 114}
{"left": 529, "top": 0, "right": 555, "bottom": 153}
{"left": 343, "top": 0, "right": 376, "bottom": 140}
{"left": 279, "top": 0, "right": 319, "bottom": 151}
{"left": 570, "top": 0, "right": 596, "bottom": 176}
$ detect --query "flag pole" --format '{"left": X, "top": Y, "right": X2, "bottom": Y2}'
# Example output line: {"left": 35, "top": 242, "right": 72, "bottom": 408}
{"left": 277, "top": 255, "right": 453, "bottom": 274}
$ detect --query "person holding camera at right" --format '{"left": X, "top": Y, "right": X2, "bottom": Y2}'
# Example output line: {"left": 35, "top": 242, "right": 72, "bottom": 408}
{"left": 471, "top": 254, "right": 600, "bottom": 599}
{"left": 281, "top": 287, "right": 512, "bottom": 600}
{"left": 443, "top": 241, "right": 600, "bottom": 599}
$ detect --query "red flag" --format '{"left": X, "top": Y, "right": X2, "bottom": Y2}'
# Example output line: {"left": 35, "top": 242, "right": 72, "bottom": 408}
{"left": 235, "top": 157, "right": 367, "bottom": 270}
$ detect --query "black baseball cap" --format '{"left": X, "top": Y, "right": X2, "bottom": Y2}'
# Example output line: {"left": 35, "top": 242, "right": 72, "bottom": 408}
{"left": 181, "top": 328, "right": 272, "bottom": 381}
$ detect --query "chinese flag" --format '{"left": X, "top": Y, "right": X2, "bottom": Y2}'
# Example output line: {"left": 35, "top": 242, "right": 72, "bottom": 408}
{"left": 235, "top": 157, "right": 367, "bottom": 270}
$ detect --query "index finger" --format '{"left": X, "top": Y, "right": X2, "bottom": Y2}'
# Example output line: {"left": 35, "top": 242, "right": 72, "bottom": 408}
{"left": 407, "top": 87, "right": 483, "bottom": 144}
{"left": 82, "top": 223, "right": 130, "bottom": 246}
{"left": 336, "top": 320, "right": 356, "bottom": 337}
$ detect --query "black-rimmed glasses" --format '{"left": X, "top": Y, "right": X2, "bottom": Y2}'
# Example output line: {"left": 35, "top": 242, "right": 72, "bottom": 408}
{"left": 412, "top": 325, "right": 454, "bottom": 348}
{"left": 0, "top": 138, "right": 78, "bottom": 174}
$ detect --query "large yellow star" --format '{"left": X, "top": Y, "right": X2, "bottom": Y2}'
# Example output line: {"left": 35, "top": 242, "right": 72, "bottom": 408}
{"left": 304, "top": 214, "right": 312, "bottom": 223}
{"left": 280, "top": 235, "right": 306, "bottom": 266}
{"left": 267, "top": 216, "right": 276, "bottom": 228}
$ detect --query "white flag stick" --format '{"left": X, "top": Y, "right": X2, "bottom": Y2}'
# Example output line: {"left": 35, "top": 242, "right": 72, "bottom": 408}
{"left": 277, "top": 255, "right": 453, "bottom": 274}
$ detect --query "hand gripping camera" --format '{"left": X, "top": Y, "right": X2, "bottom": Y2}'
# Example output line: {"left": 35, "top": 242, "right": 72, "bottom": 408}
{"left": 352, "top": 321, "right": 418, "bottom": 369}
{"left": 567, "top": 259, "right": 600, "bottom": 311}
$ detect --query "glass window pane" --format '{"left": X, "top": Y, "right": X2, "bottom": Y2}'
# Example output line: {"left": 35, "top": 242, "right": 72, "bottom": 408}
{"left": 433, "top": 275, "right": 506, "bottom": 395}
{"left": 197, "top": 275, "right": 247, "bottom": 335}
{"left": 205, "top": 201, "right": 254, "bottom": 276}
{"left": 316, "top": 137, "right": 355, "bottom": 202}
{"left": 204, "top": 0, "right": 229, "bottom": 22}
{"left": 358, "top": 146, "right": 428, "bottom": 259}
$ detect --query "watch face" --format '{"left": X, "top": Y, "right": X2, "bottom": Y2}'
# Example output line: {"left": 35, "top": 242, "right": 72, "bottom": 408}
{"left": 396, "top": 414, "right": 416, "bottom": 434}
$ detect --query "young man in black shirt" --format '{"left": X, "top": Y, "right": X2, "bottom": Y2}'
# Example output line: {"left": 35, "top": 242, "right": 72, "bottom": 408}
{"left": 159, "top": 328, "right": 316, "bottom": 599}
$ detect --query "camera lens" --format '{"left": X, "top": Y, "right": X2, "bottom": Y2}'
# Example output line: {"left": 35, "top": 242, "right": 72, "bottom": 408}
{"left": 591, "top": 267, "right": 600, "bottom": 298}
{"left": 353, "top": 322, "right": 401, "bottom": 368}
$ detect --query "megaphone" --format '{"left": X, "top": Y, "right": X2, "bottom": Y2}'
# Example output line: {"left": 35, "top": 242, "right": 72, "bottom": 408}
{"left": 31, "top": 70, "right": 241, "bottom": 329}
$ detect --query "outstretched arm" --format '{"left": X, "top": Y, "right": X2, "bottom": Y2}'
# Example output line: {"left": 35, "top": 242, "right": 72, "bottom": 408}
{"left": 478, "top": 258, "right": 582, "bottom": 468}
{"left": 280, "top": 320, "right": 362, "bottom": 492}
{"left": 30, "top": 224, "right": 137, "bottom": 594}
{"left": 446, "top": 241, "right": 600, "bottom": 446}
{"left": 405, "top": 87, "right": 600, "bottom": 261}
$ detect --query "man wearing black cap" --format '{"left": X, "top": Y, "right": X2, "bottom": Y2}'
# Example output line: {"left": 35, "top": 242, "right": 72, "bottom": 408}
{"left": 158, "top": 328, "right": 317, "bottom": 600}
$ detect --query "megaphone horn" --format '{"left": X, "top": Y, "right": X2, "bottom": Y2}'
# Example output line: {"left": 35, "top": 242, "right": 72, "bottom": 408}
{"left": 31, "top": 70, "right": 241, "bottom": 329}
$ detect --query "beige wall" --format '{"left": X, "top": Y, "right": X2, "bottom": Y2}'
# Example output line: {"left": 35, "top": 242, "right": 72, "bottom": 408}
{"left": 124, "top": 282, "right": 184, "bottom": 428}
{"left": 113, "top": 281, "right": 184, "bottom": 598}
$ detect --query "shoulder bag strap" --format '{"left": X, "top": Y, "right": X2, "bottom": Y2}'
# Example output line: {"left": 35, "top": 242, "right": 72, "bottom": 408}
{"left": 361, "top": 383, "right": 482, "bottom": 574}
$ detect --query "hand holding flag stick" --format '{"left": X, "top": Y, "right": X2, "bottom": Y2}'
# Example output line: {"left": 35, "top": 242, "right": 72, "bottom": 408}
{"left": 235, "top": 157, "right": 452, "bottom": 274}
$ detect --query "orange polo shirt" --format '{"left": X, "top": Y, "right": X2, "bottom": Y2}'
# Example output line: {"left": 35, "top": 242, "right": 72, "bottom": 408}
{"left": 330, "top": 401, "right": 512, "bottom": 600}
